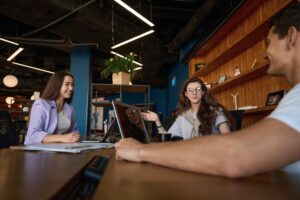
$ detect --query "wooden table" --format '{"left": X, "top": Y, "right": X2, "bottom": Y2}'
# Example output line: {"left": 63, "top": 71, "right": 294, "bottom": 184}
{"left": 1, "top": 148, "right": 300, "bottom": 200}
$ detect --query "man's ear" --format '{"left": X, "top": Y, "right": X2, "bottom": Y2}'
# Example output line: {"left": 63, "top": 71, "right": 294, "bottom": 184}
{"left": 287, "top": 27, "right": 298, "bottom": 49}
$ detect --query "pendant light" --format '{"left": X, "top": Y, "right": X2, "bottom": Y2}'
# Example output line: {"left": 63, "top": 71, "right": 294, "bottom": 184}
{"left": 3, "top": 74, "right": 18, "bottom": 88}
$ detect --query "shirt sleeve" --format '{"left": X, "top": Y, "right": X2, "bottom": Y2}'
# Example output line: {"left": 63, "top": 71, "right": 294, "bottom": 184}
{"left": 168, "top": 117, "right": 182, "bottom": 138}
{"left": 268, "top": 83, "right": 300, "bottom": 132}
{"left": 24, "top": 100, "right": 49, "bottom": 145}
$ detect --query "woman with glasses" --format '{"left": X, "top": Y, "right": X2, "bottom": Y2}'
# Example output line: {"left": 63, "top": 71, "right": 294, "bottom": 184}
{"left": 141, "top": 77, "right": 233, "bottom": 139}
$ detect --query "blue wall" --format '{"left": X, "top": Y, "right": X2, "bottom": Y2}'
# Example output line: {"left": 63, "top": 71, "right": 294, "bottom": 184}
{"left": 166, "top": 63, "right": 189, "bottom": 115}
{"left": 150, "top": 87, "right": 168, "bottom": 120}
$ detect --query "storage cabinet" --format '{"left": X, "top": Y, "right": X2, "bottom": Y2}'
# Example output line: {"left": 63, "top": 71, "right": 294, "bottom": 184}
{"left": 189, "top": 0, "right": 293, "bottom": 128}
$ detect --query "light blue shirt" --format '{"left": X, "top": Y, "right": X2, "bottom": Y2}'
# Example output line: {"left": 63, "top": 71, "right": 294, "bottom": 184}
{"left": 168, "top": 109, "right": 228, "bottom": 139}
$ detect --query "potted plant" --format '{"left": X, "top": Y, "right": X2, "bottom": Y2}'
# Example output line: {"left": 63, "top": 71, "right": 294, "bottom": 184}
{"left": 100, "top": 53, "right": 138, "bottom": 85}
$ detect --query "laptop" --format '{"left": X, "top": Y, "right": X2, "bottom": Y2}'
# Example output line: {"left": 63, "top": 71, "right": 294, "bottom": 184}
{"left": 100, "top": 118, "right": 117, "bottom": 143}
{"left": 112, "top": 100, "right": 150, "bottom": 144}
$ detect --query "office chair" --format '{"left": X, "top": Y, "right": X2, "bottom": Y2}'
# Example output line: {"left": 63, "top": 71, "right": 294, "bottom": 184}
{"left": 230, "top": 110, "right": 244, "bottom": 131}
{"left": 0, "top": 111, "right": 18, "bottom": 148}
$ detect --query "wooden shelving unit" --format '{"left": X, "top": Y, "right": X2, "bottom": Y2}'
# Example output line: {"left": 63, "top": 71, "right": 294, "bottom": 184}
{"left": 209, "top": 62, "right": 269, "bottom": 94}
{"left": 90, "top": 84, "right": 151, "bottom": 134}
{"left": 193, "top": 1, "right": 290, "bottom": 77}
{"left": 194, "top": 23, "right": 268, "bottom": 77}
{"left": 243, "top": 105, "right": 276, "bottom": 115}
{"left": 189, "top": 0, "right": 293, "bottom": 128}
{"left": 92, "top": 102, "right": 112, "bottom": 107}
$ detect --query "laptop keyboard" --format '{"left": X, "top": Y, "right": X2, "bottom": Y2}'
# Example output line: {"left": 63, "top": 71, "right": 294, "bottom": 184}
{"left": 83, "top": 155, "right": 110, "bottom": 183}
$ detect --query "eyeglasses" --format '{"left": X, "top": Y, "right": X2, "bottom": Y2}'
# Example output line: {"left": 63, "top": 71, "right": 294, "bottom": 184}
{"left": 186, "top": 87, "right": 202, "bottom": 94}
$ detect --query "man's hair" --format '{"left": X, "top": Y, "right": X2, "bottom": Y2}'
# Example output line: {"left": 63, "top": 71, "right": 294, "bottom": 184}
{"left": 270, "top": 2, "right": 300, "bottom": 39}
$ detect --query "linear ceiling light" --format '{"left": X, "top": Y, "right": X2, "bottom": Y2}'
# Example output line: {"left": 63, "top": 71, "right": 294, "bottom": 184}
{"left": 114, "top": 0, "right": 155, "bottom": 27}
{"left": 110, "top": 51, "right": 143, "bottom": 67}
{"left": 111, "top": 30, "right": 154, "bottom": 49}
{"left": 12, "top": 62, "right": 54, "bottom": 74}
{"left": 0, "top": 37, "right": 19, "bottom": 46}
{"left": 7, "top": 47, "right": 24, "bottom": 61}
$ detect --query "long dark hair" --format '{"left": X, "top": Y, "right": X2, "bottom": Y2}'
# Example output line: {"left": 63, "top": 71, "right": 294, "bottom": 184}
{"left": 41, "top": 71, "right": 74, "bottom": 103}
{"left": 177, "top": 77, "right": 234, "bottom": 135}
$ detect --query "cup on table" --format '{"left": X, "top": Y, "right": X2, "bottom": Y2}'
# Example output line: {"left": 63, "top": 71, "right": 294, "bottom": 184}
{"left": 158, "top": 133, "right": 172, "bottom": 142}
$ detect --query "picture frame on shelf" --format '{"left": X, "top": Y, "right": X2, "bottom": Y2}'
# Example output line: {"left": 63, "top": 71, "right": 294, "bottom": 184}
{"left": 218, "top": 75, "right": 227, "bottom": 84}
{"left": 265, "top": 90, "right": 285, "bottom": 106}
{"left": 204, "top": 83, "right": 212, "bottom": 89}
{"left": 194, "top": 62, "right": 206, "bottom": 71}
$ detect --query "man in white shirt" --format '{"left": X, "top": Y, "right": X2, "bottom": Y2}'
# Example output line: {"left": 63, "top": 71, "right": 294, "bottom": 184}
{"left": 115, "top": 2, "right": 300, "bottom": 178}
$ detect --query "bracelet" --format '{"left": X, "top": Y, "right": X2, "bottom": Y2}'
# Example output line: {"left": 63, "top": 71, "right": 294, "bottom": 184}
{"left": 156, "top": 124, "right": 163, "bottom": 128}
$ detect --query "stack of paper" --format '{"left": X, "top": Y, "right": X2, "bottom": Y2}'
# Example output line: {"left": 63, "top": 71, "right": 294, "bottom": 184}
{"left": 11, "top": 143, "right": 114, "bottom": 153}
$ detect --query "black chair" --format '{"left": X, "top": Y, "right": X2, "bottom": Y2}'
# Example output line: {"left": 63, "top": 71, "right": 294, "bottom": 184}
{"left": 13, "top": 120, "right": 28, "bottom": 144}
{"left": 230, "top": 110, "right": 244, "bottom": 131}
{"left": 0, "top": 111, "right": 18, "bottom": 148}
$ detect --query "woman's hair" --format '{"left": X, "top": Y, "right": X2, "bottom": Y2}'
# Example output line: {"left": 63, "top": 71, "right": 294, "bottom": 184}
{"left": 41, "top": 71, "right": 74, "bottom": 103}
{"left": 177, "top": 77, "right": 234, "bottom": 135}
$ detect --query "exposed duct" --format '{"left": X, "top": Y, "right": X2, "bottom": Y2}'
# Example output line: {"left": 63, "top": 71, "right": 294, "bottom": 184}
{"left": 167, "top": 0, "right": 218, "bottom": 53}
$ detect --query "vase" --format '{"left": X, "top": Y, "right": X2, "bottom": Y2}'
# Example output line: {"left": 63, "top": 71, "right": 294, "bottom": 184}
{"left": 112, "top": 72, "right": 130, "bottom": 85}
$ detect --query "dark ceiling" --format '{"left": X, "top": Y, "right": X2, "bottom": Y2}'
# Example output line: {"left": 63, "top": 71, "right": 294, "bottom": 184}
{"left": 0, "top": 0, "right": 244, "bottom": 98}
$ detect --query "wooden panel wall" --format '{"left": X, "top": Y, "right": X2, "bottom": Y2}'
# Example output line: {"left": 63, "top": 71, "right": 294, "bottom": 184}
{"left": 189, "top": 0, "right": 293, "bottom": 128}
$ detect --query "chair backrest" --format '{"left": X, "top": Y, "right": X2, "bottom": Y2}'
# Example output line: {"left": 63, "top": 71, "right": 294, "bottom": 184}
{"left": 0, "top": 111, "right": 18, "bottom": 148}
{"left": 230, "top": 110, "right": 244, "bottom": 131}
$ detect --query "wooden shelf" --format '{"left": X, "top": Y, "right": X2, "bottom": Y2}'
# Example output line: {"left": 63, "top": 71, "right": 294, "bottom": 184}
{"left": 92, "top": 102, "right": 112, "bottom": 107}
{"left": 194, "top": 0, "right": 265, "bottom": 58}
{"left": 194, "top": 22, "right": 269, "bottom": 77}
{"left": 243, "top": 105, "right": 276, "bottom": 115}
{"left": 209, "top": 62, "right": 269, "bottom": 94}
{"left": 92, "top": 84, "right": 149, "bottom": 94}
{"left": 193, "top": 1, "right": 291, "bottom": 77}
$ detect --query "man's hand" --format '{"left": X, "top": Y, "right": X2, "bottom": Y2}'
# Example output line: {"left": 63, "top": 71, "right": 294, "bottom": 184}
{"left": 115, "top": 138, "right": 144, "bottom": 162}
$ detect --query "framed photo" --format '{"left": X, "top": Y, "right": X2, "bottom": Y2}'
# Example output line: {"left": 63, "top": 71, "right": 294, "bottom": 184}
{"left": 265, "top": 90, "right": 285, "bottom": 106}
{"left": 218, "top": 75, "right": 227, "bottom": 84}
{"left": 194, "top": 62, "right": 206, "bottom": 71}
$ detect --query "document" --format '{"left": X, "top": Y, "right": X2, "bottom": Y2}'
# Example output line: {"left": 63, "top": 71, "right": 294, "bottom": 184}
{"left": 10, "top": 142, "right": 114, "bottom": 153}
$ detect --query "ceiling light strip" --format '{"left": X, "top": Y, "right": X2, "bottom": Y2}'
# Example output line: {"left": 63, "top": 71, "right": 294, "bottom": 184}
{"left": 111, "top": 30, "right": 154, "bottom": 49}
{"left": 110, "top": 51, "right": 143, "bottom": 67}
{"left": 114, "top": 0, "right": 155, "bottom": 27}
{"left": 7, "top": 47, "right": 24, "bottom": 61}
{"left": 0, "top": 37, "right": 19, "bottom": 46}
{"left": 12, "top": 62, "right": 54, "bottom": 74}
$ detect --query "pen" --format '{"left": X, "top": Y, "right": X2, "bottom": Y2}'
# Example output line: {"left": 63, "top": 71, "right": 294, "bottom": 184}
{"left": 64, "top": 145, "right": 94, "bottom": 149}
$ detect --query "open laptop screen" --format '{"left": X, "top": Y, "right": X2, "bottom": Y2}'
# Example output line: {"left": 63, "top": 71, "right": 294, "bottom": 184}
{"left": 112, "top": 100, "right": 150, "bottom": 144}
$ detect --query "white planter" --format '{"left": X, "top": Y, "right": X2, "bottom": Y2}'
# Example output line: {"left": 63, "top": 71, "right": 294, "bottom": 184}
{"left": 112, "top": 72, "right": 130, "bottom": 85}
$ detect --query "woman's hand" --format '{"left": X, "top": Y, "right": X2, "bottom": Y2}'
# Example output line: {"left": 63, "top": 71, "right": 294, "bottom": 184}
{"left": 115, "top": 138, "right": 144, "bottom": 162}
{"left": 42, "top": 132, "right": 81, "bottom": 143}
{"left": 62, "top": 132, "right": 81, "bottom": 143}
{"left": 141, "top": 111, "right": 159, "bottom": 122}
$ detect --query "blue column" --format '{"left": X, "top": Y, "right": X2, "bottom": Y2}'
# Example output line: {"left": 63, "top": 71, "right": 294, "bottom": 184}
{"left": 70, "top": 46, "right": 91, "bottom": 137}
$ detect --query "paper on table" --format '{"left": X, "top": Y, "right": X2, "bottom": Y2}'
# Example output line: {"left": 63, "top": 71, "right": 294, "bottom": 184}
{"left": 11, "top": 143, "right": 114, "bottom": 153}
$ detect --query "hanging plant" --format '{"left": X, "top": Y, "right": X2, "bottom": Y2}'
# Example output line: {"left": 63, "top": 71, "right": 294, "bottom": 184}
{"left": 99, "top": 53, "right": 138, "bottom": 80}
